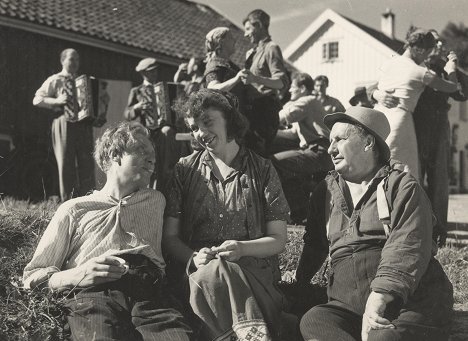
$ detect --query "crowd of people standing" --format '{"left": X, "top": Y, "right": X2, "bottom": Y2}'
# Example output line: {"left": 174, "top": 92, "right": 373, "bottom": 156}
{"left": 26, "top": 7, "right": 466, "bottom": 341}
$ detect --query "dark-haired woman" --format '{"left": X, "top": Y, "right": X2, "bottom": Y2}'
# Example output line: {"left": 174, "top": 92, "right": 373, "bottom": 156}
{"left": 163, "top": 89, "right": 292, "bottom": 341}
{"left": 373, "top": 28, "right": 459, "bottom": 180}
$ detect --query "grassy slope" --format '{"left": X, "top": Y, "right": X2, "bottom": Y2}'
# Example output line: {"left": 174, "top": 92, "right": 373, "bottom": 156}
{"left": 1, "top": 199, "right": 467, "bottom": 340}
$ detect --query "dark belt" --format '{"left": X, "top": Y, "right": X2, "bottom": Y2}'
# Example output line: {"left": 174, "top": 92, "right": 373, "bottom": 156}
{"left": 119, "top": 253, "right": 165, "bottom": 285}
{"left": 64, "top": 254, "right": 165, "bottom": 299}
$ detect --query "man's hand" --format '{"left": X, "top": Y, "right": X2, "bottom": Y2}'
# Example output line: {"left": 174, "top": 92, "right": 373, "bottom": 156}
{"left": 373, "top": 89, "right": 398, "bottom": 109}
{"left": 361, "top": 291, "right": 395, "bottom": 341}
{"left": 239, "top": 69, "right": 256, "bottom": 85}
{"left": 54, "top": 93, "right": 69, "bottom": 106}
{"left": 211, "top": 240, "right": 244, "bottom": 261}
{"left": 192, "top": 247, "right": 216, "bottom": 269}
{"left": 178, "top": 63, "right": 188, "bottom": 72}
{"left": 133, "top": 101, "right": 152, "bottom": 111}
{"left": 445, "top": 51, "right": 458, "bottom": 74}
{"left": 49, "top": 255, "right": 127, "bottom": 290}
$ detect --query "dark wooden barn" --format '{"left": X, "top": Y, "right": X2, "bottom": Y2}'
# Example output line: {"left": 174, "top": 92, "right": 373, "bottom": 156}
{"left": 0, "top": 0, "right": 251, "bottom": 199}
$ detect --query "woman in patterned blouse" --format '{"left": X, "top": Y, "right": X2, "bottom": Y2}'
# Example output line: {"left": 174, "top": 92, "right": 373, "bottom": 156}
{"left": 163, "top": 89, "right": 295, "bottom": 341}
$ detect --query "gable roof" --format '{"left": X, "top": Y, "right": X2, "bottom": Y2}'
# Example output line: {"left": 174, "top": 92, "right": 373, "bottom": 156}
{"left": 285, "top": 8, "right": 404, "bottom": 61}
{"left": 0, "top": 0, "right": 252, "bottom": 65}
{"left": 344, "top": 16, "right": 404, "bottom": 54}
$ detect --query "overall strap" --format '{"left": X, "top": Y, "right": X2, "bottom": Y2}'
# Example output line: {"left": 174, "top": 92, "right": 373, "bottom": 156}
{"left": 376, "top": 177, "right": 391, "bottom": 238}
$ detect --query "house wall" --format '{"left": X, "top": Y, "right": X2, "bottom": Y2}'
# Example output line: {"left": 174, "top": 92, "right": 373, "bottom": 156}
{"left": 448, "top": 100, "right": 468, "bottom": 192}
{"left": 290, "top": 19, "right": 395, "bottom": 107}
{"left": 289, "top": 21, "right": 468, "bottom": 192}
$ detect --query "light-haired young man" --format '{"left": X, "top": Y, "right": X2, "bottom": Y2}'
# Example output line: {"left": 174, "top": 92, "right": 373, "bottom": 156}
{"left": 24, "top": 122, "right": 191, "bottom": 341}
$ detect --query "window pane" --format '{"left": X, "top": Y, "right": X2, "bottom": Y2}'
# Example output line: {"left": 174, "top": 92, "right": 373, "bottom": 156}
{"left": 322, "top": 43, "right": 328, "bottom": 59}
{"left": 329, "top": 42, "right": 339, "bottom": 59}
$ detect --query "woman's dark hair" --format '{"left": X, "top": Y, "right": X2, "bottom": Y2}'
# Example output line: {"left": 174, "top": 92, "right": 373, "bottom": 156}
{"left": 176, "top": 89, "right": 249, "bottom": 142}
{"left": 404, "top": 27, "right": 437, "bottom": 50}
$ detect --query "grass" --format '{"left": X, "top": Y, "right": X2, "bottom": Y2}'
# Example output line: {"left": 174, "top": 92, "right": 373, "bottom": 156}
{"left": 1, "top": 198, "right": 467, "bottom": 340}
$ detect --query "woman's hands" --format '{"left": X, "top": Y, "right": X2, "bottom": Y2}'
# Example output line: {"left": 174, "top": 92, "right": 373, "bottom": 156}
{"left": 234, "top": 69, "right": 256, "bottom": 85}
{"left": 211, "top": 240, "right": 245, "bottom": 262}
{"left": 191, "top": 240, "right": 245, "bottom": 269}
{"left": 192, "top": 247, "right": 217, "bottom": 268}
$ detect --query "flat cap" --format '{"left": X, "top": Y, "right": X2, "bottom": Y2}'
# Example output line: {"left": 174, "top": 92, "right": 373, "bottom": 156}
{"left": 135, "top": 58, "right": 158, "bottom": 72}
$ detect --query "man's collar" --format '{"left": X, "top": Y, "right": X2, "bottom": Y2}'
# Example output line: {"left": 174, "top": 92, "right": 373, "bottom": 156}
{"left": 256, "top": 36, "right": 272, "bottom": 48}
{"left": 327, "top": 163, "right": 391, "bottom": 186}
{"left": 59, "top": 70, "right": 76, "bottom": 78}
{"left": 143, "top": 79, "right": 153, "bottom": 86}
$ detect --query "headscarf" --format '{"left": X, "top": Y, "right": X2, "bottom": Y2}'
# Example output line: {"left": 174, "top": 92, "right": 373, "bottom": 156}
{"left": 205, "top": 27, "right": 231, "bottom": 61}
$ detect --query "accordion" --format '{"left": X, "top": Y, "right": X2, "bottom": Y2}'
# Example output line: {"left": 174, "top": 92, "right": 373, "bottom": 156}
{"left": 75, "top": 75, "right": 100, "bottom": 122}
{"left": 153, "top": 82, "right": 185, "bottom": 126}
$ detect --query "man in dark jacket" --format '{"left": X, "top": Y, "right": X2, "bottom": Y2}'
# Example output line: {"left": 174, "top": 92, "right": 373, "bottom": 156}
{"left": 124, "top": 58, "right": 179, "bottom": 190}
{"left": 297, "top": 107, "right": 453, "bottom": 341}
{"left": 413, "top": 31, "right": 467, "bottom": 246}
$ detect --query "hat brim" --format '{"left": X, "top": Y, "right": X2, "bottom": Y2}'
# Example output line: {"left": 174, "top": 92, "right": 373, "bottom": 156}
{"left": 349, "top": 93, "right": 368, "bottom": 106}
{"left": 349, "top": 95, "right": 359, "bottom": 106}
{"left": 324, "top": 113, "right": 391, "bottom": 162}
{"left": 136, "top": 65, "right": 159, "bottom": 72}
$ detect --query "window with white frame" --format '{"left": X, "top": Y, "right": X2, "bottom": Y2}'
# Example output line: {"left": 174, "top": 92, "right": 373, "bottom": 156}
{"left": 322, "top": 41, "right": 339, "bottom": 61}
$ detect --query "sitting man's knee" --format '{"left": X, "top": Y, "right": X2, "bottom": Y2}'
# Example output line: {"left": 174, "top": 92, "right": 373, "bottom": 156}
{"left": 367, "top": 328, "right": 402, "bottom": 341}
{"left": 299, "top": 307, "right": 322, "bottom": 338}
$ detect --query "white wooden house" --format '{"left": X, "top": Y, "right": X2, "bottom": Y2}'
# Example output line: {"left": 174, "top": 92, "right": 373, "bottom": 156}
{"left": 284, "top": 8, "right": 468, "bottom": 192}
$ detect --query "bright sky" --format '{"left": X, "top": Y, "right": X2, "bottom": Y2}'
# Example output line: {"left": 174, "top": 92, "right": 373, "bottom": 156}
{"left": 195, "top": 0, "right": 468, "bottom": 50}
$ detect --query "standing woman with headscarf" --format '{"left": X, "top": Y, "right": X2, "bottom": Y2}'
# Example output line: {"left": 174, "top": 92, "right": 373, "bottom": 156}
{"left": 373, "top": 27, "right": 459, "bottom": 180}
{"left": 204, "top": 27, "right": 250, "bottom": 113}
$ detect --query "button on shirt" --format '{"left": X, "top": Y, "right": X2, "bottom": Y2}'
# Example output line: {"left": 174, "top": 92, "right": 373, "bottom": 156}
{"left": 23, "top": 189, "right": 166, "bottom": 289}
{"left": 164, "top": 146, "right": 289, "bottom": 249}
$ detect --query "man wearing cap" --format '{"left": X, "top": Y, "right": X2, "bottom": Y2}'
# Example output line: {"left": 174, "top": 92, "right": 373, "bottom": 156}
{"left": 124, "top": 57, "right": 179, "bottom": 190}
{"left": 296, "top": 106, "right": 453, "bottom": 341}
{"left": 349, "top": 86, "right": 373, "bottom": 108}
{"left": 33, "top": 48, "right": 95, "bottom": 201}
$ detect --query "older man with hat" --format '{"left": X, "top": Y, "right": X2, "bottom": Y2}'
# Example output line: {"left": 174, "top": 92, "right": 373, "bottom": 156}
{"left": 296, "top": 106, "right": 453, "bottom": 341}
{"left": 124, "top": 57, "right": 179, "bottom": 190}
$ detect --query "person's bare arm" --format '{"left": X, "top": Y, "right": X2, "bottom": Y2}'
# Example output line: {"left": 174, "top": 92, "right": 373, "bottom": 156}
{"left": 48, "top": 256, "right": 126, "bottom": 291}
{"left": 211, "top": 220, "right": 287, "bottom": 261}
{"left": 426, "top": 52, "right": 459, "bottom": 93}
{"left": 163, "top": 216, "right": 216, "bottom": 268}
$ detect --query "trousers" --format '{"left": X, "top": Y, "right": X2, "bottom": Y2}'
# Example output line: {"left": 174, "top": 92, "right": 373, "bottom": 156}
{"left": 271, "top": 138, "right": 333, "bottom": 220}
{"left": 51, "top": 115, "right": 95, "bottom": 201}
{"left": 300, "top": 247, "right": 452, "bottom": 341}
{"left": 64, "top": 255, "right": 191, "bottom": 341}
{"left": 149, "top": 125, "right": 181, "bottom": 191}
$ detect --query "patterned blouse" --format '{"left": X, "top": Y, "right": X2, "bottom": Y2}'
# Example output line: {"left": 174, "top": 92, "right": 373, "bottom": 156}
{"left": 165, "top": 146, "right": 289, "bottom": 250}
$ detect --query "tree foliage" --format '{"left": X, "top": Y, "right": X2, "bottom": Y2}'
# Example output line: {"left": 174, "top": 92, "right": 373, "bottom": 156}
{"left": 441, "top": 22, "right": 468, "bottom": 70}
